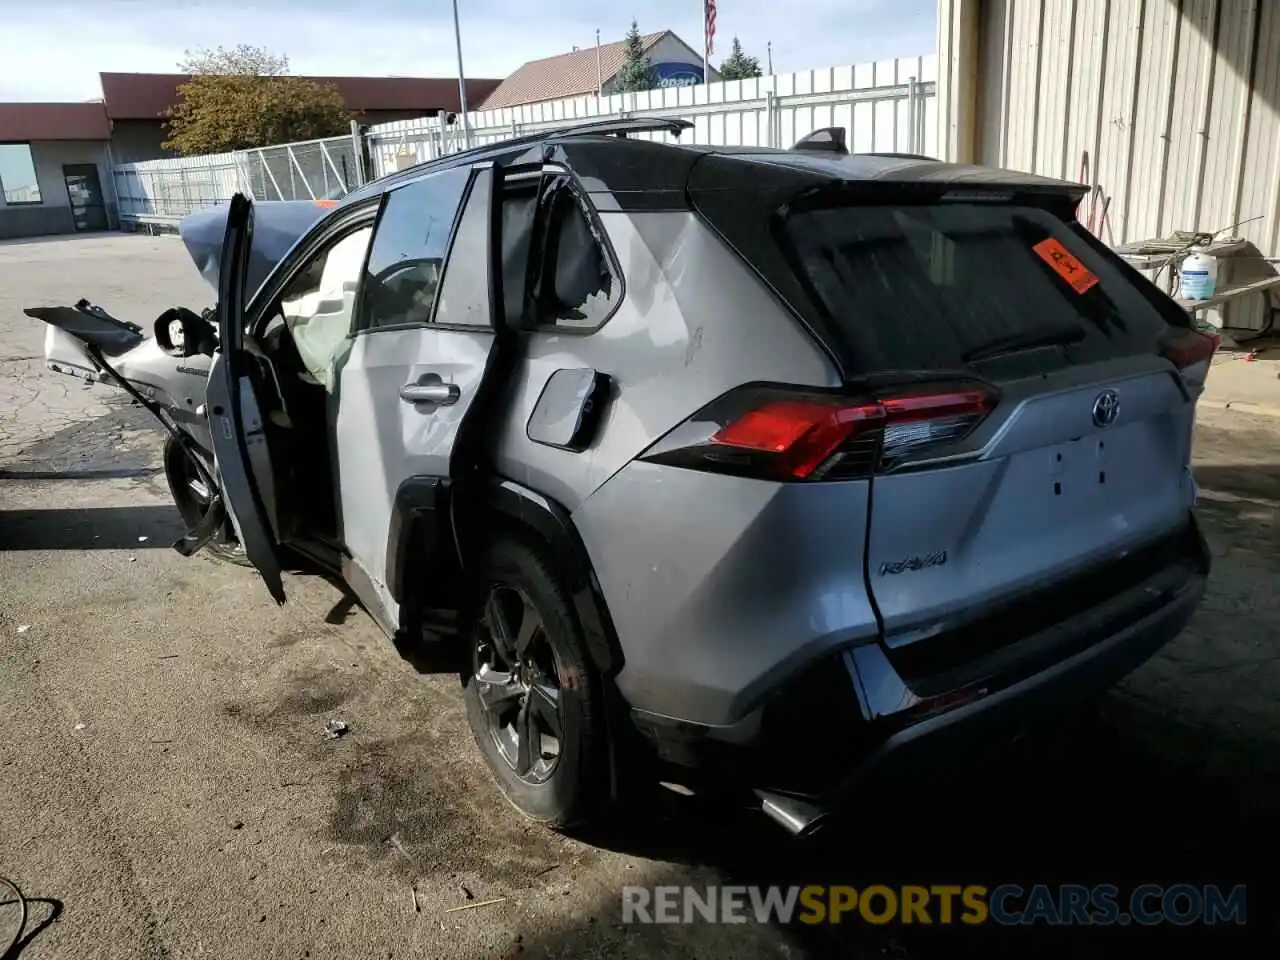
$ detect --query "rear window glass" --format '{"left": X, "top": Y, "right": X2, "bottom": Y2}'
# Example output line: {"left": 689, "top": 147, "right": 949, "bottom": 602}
{"left": 782, "top": 202, "right": 1178, "bottom": 376}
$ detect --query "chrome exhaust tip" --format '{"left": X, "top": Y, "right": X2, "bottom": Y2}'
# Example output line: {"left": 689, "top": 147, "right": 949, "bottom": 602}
{"left": 756, "top": 789, "right": 830, "bottom": 839}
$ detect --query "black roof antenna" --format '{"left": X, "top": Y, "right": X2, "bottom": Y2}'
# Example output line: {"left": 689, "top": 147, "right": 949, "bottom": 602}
{"left": 792, "top": 127, "right": 849, "bottom": 155}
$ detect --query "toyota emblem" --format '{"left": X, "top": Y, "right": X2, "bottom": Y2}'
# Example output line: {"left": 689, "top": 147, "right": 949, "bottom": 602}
{"left": 1092, "top": 389, "right": 1120, "bottom": 427}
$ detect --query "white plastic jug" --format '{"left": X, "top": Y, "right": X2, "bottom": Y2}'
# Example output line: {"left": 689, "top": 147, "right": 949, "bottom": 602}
{"left": 1179, "top": 247, "right": 1218, "bottom": 301}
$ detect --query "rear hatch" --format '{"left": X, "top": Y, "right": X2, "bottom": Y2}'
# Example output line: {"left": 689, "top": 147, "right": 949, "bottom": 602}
{"left": 690, "top": 156, "right": 1215, "bottom": 659}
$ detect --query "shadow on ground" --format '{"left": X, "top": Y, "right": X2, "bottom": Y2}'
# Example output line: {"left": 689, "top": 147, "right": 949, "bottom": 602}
{"left": 0, "top": 505, "right": 183, "bottom": 550}
{"left": 0, "top": 893, "right": 63, "bottom": 960}
{"left": 511, "top": 460, "right": 1280, "bottom": 958}
{"left": 0, "top": 467, "right": 160, "bottom": 481}
{"left": 508, "top": 706, "right": 1278, "bottom": 958}
{"left": 0, "top": 232, "right": 121, "bottom": 250}
{"left": 1194, "top": 464, "right": 1280, "bottom": 505}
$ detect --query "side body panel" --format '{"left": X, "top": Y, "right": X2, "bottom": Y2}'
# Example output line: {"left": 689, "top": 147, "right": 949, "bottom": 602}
{"left": 489, "top": 210, "right": 839, "bottom": 510}
{"left": 572, "top": 462, "right": 879, "bottom": 726}
{"left": 490, "top": 209, "right": 857, "bottom": 726}
{"left": 336, "top": 324, "right": 495, "bottom": 618}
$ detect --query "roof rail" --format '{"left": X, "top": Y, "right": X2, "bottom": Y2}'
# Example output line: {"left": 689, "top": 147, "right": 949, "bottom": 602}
{"left": 551, "top": 116, "right": 694, "bottom": 139}
{"left": 855, "top": 151, "right": 938, "bottom": 161}
{"left": 354, "top": 117, "right": 694, "bottom": 195}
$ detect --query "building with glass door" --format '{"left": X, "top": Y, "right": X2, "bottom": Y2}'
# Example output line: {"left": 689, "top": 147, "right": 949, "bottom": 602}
{"left": 0, "top": 72, "right": 501, "bottom": 239}
{"left": 0, "top": 103, "right": 114, "bottom": 238}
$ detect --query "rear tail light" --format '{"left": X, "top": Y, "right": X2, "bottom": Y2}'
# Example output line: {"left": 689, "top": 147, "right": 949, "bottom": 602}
{"left": 639, "top": 383, "right": 996, "bottom": 481}
{"left": 1160, "top": 326, "right": 1220, "bottom": 369}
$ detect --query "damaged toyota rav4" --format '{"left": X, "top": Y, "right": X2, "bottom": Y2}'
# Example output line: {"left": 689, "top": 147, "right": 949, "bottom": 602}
{"left": 29, "top": 118, "right": 1215, "bottom": 835}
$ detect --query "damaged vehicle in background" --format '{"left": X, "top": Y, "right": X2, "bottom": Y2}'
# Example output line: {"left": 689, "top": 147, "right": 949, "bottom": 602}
{"left": 29, "top": 198, "right": 335, "bottom": 564}
{"left": 27, "top": 118, "right": 1216, "bottom": 836}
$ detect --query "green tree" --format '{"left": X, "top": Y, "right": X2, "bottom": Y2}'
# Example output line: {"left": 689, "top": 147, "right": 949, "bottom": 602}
{"left": 177, "top": 44, "right": 289, "bottom": 76}
{"left": 613, "top": 20, "right": 655, "bottom": 93}
{"left": 719, "top": 38, "right": 763, "bottom": 80}
{"left": 163, "top": 45, "right": 351, "bottom": 156}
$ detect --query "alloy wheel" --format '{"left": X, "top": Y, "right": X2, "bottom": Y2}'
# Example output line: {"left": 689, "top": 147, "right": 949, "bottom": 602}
{"left": 472, "top": 584, "right": 564, "bottom": 784}
{"left": 168, "top": 442, "right": 246, "bottom": 560}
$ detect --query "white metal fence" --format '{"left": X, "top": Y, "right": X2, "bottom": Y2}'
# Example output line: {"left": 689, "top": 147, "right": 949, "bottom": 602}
{"left": 113, "top": 151, "right": 240, "bottom": 225}
{"left": 238, "top": 135, "right": 361, "bottom": 203}
{"left": 112, "top": 135, "right": 358, "bottom": 227}
{"left": 111, "top": 56, "right": 937, "bottom": 228}
{"left": 369, "top": 57, "right": 936, "bottom": 175}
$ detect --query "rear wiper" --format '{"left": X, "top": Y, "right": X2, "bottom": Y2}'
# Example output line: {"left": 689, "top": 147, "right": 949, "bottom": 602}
{"left": 962, "top": 327, "right": 1084, "bottom": 363}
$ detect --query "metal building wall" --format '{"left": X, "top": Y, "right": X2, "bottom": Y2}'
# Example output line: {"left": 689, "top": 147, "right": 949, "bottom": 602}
{"left": 943, "top": 0, "right": 1279, "bottom": 330}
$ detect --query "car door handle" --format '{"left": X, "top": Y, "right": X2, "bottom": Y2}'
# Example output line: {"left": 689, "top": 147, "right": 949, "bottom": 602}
{"left": 399, "top": 380, "right": 460, "bottom": 406}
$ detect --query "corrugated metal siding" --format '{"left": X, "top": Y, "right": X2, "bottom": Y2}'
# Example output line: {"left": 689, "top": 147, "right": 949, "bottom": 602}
{"left": 1252, "top": 2, "right": 1280, "bottom": 255}
{"left": 1063, "top": 0, "right": 1105, "bottom": 183}
{"left": 1090, "top": 0, "right": 1139, "bottom": 245}
{"left": 1002, "top": 0, "right": 1042, "bottom": 171}
{"left": 976, "top": 0, "right": 1010, "bottom": 164}
{"left": 962, "top": 0, "right": 1279, "bottom": 331}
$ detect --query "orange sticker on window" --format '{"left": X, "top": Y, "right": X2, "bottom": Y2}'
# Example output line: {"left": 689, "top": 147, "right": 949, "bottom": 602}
{"left": 1032, "top": 237, "right": 1099, "bottom": 294}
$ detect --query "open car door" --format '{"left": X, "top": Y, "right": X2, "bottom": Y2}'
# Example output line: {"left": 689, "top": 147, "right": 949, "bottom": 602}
{"left": 204, "top": 193, "right": 288, "bottom": 603}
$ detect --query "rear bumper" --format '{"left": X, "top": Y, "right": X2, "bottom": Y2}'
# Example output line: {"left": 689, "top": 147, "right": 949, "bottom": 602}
{"left": 630, "top": 512, "right": 1210, "bottom": 800}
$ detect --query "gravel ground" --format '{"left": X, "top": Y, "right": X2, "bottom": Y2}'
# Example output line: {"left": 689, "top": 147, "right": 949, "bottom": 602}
{"left": 1, "top": 235, "right": 1276, "bottom": 958}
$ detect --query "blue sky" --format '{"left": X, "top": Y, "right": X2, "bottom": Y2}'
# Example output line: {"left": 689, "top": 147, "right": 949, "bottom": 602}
{"left": 0, "top": 0, "right": 935, "bottom": 102}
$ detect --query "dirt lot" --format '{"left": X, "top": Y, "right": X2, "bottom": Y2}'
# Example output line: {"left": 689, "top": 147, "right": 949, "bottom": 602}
{"left": 1, "top": 235, "right": 1277, "bottom": 958}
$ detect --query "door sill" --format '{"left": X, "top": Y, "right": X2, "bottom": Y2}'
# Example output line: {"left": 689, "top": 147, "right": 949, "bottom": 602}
{"left": 283, "top": 536, "right": 345, "bottom": 576}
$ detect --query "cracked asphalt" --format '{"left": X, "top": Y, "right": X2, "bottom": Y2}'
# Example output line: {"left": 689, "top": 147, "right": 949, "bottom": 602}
{"left": 1, "top": 235, "right": 1277, "bottom": 958}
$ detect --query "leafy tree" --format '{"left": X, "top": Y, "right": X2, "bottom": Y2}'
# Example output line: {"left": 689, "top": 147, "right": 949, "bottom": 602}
{"left": 163, "top": 46, "right": 351, "bottom": 156}
{"left": 613, "top": 20, "right": 655, "bottom": 93}
{"left": 719, "top": 38, "right": 763, "bottom": 80}
{"left": 177, "top": 44, "right": 289, "bottom": 76}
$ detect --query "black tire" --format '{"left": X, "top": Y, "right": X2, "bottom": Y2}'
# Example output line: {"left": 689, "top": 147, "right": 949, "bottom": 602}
{"left": 463, "top": 538, "right": 607, "bottom": 829}
{"left": 162, "top": 434, "right": 250, "bottom": 567}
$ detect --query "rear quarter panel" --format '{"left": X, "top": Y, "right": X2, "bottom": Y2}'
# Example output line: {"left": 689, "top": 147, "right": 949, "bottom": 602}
{"left": 489, "top": 210, "right": 862, "bottom": 725}
{"left": 491, "top": 210, "right": 839, "bottom": 508}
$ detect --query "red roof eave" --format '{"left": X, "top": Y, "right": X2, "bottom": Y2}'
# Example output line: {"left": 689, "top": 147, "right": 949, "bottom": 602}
{"left": 0, "top": 102, "right": 111, "bottom": 141}
{"left": 98, "top": 72, "right": 503, "bottom": 120}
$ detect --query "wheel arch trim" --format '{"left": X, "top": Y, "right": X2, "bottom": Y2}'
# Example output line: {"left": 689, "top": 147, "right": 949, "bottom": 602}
{"left": 481, "top": 478, "right": 624, "bottom": 677}
{"left": 385, "top": 474, "right": 624, "bottom": 678}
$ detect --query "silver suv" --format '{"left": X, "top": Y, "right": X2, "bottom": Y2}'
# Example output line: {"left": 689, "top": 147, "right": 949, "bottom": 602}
{"left": 36, "top": 119, "right": 1214, "bottom": 836}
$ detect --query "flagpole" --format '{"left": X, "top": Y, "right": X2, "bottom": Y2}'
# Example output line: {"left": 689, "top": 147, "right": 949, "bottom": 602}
{"left": 596, "top": 28, "right": 603, "bottom": 96}
{"left": 702, "top": 1, "right": 710, "bottom": 83}
{"left": 451, "top": 0, "right": 472, "bottom": 148}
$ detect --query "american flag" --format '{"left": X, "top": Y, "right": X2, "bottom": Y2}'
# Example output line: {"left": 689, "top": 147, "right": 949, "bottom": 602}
{"left": 705, "top": 0, "right": 717, "bottom": 58}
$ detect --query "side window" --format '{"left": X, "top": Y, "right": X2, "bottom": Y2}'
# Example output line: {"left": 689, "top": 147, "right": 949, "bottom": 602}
{"left": 434, "top": 167, "right": 494, "bottom": 328}
{"left": 530, "top": 179, "right": 619, "bottom": 331}
{"left": 498, "top": 174, "right": 544, "bottom": 328}
{"left": 360, "top": 168, "right": 471, "bottom": 330}
{"left": 274, "top": 225, "right": 372, "bottom": 392}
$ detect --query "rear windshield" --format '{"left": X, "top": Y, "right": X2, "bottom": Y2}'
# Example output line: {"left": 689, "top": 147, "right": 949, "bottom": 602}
{"left": 781, "top": 201, "right": 1179, "bottom": 377}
